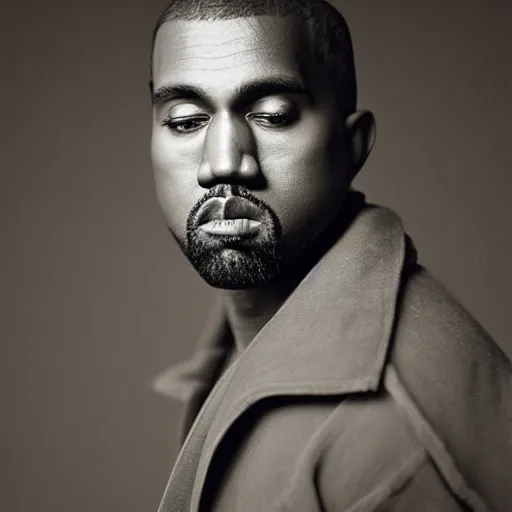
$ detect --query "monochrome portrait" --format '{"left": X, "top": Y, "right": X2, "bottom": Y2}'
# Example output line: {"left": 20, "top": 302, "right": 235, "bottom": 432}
{"left": 4, "top": 1, "right": 511, "bottom": 511}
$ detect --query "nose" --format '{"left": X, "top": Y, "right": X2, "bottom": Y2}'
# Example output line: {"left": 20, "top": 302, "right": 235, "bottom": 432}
{"left": 197, "top": 111, "right": 260, "bottom": 188}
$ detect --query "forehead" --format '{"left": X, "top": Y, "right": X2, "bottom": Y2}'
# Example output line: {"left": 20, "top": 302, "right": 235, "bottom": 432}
{"left": 152, "top": 16, "right": 313, "bottom": 92}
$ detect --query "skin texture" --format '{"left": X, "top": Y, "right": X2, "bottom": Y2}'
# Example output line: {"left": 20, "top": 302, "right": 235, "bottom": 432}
{"left": 151, "top": 15, "right": 375, "bottom": 350}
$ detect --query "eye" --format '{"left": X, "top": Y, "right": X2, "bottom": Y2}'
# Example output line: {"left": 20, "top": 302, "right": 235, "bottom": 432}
{"left": 162, "top": 115, "right": 210, "bottom": 134}
{"left": 246, "top": 111, "right": 299, "bottom": 129}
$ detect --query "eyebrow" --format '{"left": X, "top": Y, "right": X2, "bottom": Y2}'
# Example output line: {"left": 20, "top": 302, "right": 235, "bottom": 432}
{"left": 151, "top": 76, "right": 312, "bottom": 107}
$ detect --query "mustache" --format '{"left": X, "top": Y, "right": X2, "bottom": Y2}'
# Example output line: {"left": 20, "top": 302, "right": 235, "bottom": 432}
{"left": 195, "top": 184, "right": 263, "bottom": 207}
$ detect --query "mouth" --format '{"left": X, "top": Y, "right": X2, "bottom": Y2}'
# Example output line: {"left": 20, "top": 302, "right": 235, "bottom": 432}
{"left": 199, "top": 218, "right": 262, "bottom": 236}
{"left": 195, "top": 196, "right": 266, "bottom": 237}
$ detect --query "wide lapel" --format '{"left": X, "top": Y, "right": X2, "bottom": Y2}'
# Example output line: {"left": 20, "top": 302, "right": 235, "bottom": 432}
{"left": 189, "top": 204, "right": 410, "bottom": 511}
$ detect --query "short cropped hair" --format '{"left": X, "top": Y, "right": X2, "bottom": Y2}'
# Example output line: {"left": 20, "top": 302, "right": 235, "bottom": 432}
{"left": 149, "top": 0, "right": 357, "bottom": 117}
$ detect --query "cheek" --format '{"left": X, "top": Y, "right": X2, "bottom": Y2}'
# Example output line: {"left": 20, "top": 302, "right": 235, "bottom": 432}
{"left": 261, "top": 124, "right": 349, "bottom": 240}
{"left": 150, "top": 131, "right": 202, "bottom": 233}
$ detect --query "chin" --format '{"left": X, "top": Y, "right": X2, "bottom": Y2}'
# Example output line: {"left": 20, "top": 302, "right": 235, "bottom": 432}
{"left": 192, "top": 248, "right": 283, "bottom": 290}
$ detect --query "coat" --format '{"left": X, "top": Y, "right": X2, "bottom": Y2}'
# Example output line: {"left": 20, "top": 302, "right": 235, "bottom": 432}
{"left": 153, "top": 199, "right": 512, "bottom": 512}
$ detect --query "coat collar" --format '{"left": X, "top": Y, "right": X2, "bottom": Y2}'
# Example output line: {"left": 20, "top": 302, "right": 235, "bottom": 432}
{"left": 153, "top": 194, "right": 415, "bottom": 420}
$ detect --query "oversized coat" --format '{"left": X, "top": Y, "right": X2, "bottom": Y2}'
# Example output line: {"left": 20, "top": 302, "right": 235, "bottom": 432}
{"left": 153, "top": 200, "right": 512, "bottom": 512}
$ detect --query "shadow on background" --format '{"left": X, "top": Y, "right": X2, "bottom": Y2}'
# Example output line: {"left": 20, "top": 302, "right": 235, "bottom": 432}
{"left": 3, "top": 0, "right": 511, "bottom": 510}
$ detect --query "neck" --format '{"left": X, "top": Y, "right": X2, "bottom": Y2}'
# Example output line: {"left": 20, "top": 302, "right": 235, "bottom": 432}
{"left": 222, "top": 277, "right": 300, "bottom": 353}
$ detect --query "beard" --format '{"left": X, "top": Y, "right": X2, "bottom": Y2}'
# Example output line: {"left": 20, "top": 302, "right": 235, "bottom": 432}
{"left": 180, "top": 185, "right": 284, "bottom": 289}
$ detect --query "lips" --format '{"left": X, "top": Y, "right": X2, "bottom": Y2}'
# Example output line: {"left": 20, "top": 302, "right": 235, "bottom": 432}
{"left": 196, "top": 196, "right": 265, "bottom": 226}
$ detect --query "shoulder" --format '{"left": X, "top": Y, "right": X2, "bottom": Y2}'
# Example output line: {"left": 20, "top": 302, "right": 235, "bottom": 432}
{"left": 386, "top": 264, "right": 512, "bottom": 510}
{"left": 390, "top": 263, "right": 511, "bottom": 398}
{"left": 315, "top": 267, "right": 512, "bottom": 510}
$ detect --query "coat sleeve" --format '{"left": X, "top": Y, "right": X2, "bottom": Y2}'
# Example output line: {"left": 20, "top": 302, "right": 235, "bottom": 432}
{"left": 311, "top": 380, "right": 474, "bottom": 512}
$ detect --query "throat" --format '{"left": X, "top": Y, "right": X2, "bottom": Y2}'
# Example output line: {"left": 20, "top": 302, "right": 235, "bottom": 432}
{"left": 222, "top": 283, "right": 297, "bottom": 353}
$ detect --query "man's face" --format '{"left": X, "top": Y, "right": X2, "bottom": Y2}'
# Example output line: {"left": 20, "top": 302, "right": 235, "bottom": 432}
{"left": 151, "top": 15, "right": 352, "bottom": 288}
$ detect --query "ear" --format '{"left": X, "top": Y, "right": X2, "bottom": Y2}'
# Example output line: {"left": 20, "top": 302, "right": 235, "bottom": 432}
{"left": 344, "top": 110, "right": 376, "bottom": 180}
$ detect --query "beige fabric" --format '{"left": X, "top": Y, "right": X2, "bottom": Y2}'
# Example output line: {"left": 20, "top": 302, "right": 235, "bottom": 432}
{"left": 154, "top": 199, "right": 512, "bottom": 512}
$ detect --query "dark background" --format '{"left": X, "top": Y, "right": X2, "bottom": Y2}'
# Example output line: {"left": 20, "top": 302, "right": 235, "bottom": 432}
{"left": 3, "top": 0, "right": 511, "bottom": 511}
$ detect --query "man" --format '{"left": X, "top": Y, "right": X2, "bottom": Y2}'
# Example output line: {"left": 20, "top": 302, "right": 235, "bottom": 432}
{"left": 149, "top": 1, "right": 512, "bottom": 511}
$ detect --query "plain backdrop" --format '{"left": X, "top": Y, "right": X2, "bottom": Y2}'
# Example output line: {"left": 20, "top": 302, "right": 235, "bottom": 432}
{"left": 3, "top": 0, "right": 511, "bottom": 511}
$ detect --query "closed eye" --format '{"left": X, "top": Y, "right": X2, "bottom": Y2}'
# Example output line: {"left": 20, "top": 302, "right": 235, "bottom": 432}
{"left": 246, "top": 111, "right": 299, "bottom": 129}
{"left": 161, "top": 111, "right": 299, "bottom": 134}
{"left": 162, "top": 115, "right": 210, "bottom": 134}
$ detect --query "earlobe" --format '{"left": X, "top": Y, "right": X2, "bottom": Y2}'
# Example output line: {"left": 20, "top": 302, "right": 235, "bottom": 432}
{"left": 345, "top": 110, "right": 376, "bottom": 179}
